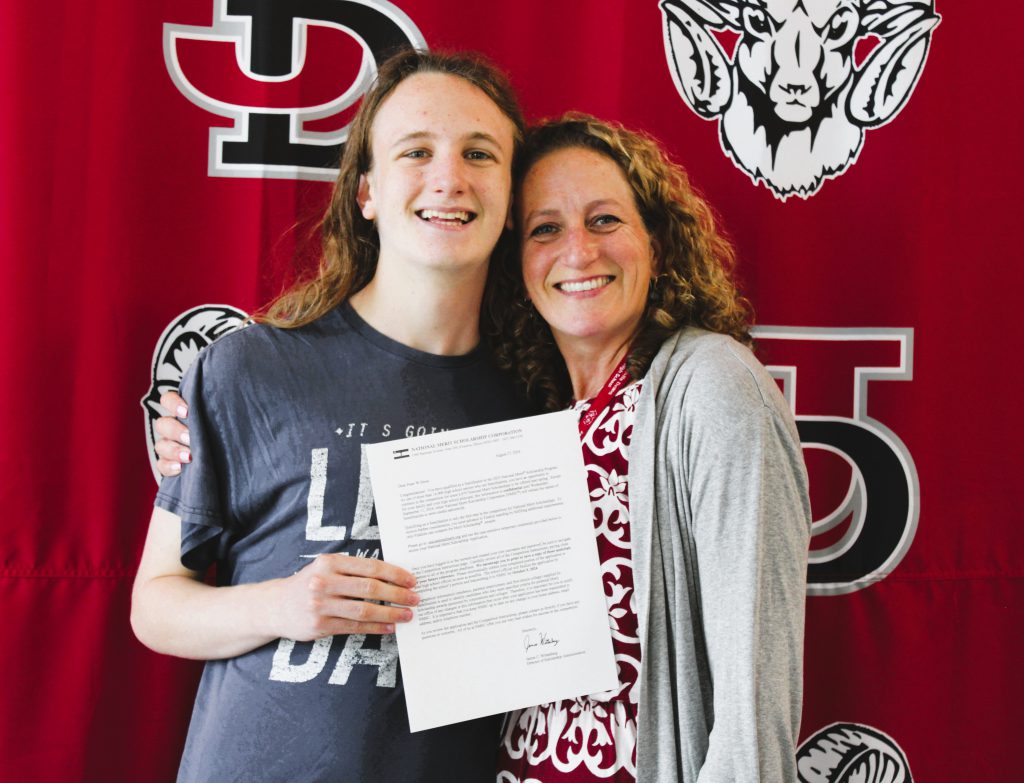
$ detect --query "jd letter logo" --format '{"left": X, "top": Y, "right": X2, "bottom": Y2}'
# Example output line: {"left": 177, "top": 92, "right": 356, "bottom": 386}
{"left": 164, "top": 0, "right": 426, "bottom": 180}
{"left": 753, "top": 326, "right": 919, "bottom": 595}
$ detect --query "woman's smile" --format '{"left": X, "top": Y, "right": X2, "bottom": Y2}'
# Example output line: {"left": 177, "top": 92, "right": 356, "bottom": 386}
{"left": 553, "top": 275, "right": 614, "bottom": 294}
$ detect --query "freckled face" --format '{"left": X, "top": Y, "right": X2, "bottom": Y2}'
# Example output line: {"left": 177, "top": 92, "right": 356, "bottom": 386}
{"left": 519, "top": 147, "right": 657, "bottom": 352}
{"left": 358, "top": 72, "right": 516, "bottom": 276}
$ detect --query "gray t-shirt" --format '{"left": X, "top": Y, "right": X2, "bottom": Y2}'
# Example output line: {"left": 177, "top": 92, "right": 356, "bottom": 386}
{"left": 155, "top": 302, "right": 531, "bottom": 783}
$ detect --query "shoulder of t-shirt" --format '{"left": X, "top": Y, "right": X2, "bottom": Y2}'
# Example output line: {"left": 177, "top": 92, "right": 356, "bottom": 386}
{"left": 189, "top": 309, "right": 350, "bottom": 380}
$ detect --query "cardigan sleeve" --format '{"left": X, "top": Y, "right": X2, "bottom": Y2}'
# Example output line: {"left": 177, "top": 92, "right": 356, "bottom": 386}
{"left": 682, "top": 363, "right": 811, "bottom": 782}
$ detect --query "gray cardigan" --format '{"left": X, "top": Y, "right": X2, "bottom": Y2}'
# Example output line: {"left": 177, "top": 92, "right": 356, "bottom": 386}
{"left": 630, "top": 329, "right": 812, "bottom": 782}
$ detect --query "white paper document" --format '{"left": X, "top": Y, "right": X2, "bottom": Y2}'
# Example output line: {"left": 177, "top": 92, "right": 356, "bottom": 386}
{"left": 365, "top": 410, "right": 617, "bottom": 732}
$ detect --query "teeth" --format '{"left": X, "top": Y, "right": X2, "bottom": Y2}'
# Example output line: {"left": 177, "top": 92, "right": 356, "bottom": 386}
{"left": 558, "top": 276, "right": 612, "bottom": 293}
{"left": 419, "top": 209, "right": 470, "bottom": 223}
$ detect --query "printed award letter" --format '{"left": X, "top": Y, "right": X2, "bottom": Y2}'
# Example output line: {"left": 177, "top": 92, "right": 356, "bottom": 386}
{"left": 366, "top": 410, "right": 617, "bottom": 732}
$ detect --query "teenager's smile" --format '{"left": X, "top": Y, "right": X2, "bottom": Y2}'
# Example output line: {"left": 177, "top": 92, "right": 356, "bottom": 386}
{"left": 415, "top": 208, "right": 476, "bottom": 227}
{"left": 357, "top": 72, "right": 515, "bottom": 275}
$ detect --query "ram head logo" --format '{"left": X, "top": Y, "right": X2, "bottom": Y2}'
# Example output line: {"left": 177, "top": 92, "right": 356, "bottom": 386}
{"left": 661, "top": 0, "right": 940, "bottom": 199}
{"left": 797, "top": 722, "right": 912, "bottom": 782}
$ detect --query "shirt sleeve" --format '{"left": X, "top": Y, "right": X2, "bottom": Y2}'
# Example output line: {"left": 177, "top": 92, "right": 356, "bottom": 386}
{"left": 154, "top": 351, "right": 233, "bottom": 572}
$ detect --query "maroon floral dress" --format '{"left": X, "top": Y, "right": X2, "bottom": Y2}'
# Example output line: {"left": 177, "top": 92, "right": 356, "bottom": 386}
{"left": 497, "top": 381, "right": 644, "bottom": 782}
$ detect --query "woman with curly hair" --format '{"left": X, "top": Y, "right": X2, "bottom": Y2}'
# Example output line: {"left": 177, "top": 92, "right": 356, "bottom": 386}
{"left": 489, "top": 115, "right": 811, "bottom": 783}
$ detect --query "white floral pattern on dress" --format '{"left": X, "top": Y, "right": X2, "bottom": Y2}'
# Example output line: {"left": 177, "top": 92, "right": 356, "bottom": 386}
{"left": 498, "top": 381, "right": 643, "bottom": 783}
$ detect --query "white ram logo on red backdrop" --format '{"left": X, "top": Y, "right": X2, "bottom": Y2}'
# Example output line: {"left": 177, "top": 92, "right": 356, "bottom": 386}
{"left": 661, "top": 0, "right": 940, "bottom": 199}
{"left": 797, "top": 722, "right": 912, "bottom": 782}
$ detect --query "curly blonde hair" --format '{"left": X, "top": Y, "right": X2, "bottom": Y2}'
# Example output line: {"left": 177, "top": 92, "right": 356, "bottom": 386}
{"left": 256, "top": 49, "right": 525, "bottom": 328}
{"left": 486, "top": 113, "right": 752, "bottom": 410}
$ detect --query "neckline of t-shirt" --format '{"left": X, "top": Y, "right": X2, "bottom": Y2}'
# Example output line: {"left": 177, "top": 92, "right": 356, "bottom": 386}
{"left": 338, "top": 301, "right": 486, "bottom": 368}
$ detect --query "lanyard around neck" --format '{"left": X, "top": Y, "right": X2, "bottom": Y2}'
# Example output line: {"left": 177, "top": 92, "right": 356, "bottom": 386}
{"left": 577, "top": 357, "right": 632, "bottom": 437}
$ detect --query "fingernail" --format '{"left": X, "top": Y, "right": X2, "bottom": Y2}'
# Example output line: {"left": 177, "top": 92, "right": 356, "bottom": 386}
{"left": 169, "top": 463, "right": 181, "bottom": 474}
{"left": 176, "top": 405, "right": 188, "bottom": 418}
{"left": 181, "top": 432, "right": 191, "bottom": 446}
{"left": 179, "top": 451, "right": 191, "bottom": 463}
{"left": 403, "top": 609, "right": 414, "bottom": 621}
{"left": 409, "top": 593, "right": 421, "bottom": 606}
{"left": 384, "top": 624, "right": 395, "bottom": 633}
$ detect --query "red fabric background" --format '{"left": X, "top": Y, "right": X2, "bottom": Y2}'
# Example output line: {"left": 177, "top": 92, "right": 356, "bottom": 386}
{"left": 2, "top": 1, "right": 1020, "bottom": 780}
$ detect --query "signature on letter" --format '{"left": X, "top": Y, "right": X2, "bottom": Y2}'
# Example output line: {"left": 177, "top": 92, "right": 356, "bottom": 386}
{"left": 522, "top": 630, "right": 561, "bottom": 653}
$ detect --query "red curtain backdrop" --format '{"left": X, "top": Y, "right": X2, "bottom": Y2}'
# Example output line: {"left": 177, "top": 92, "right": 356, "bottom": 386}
{"left": 2, "top": 1, "right": 1020, "bottom": 780}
